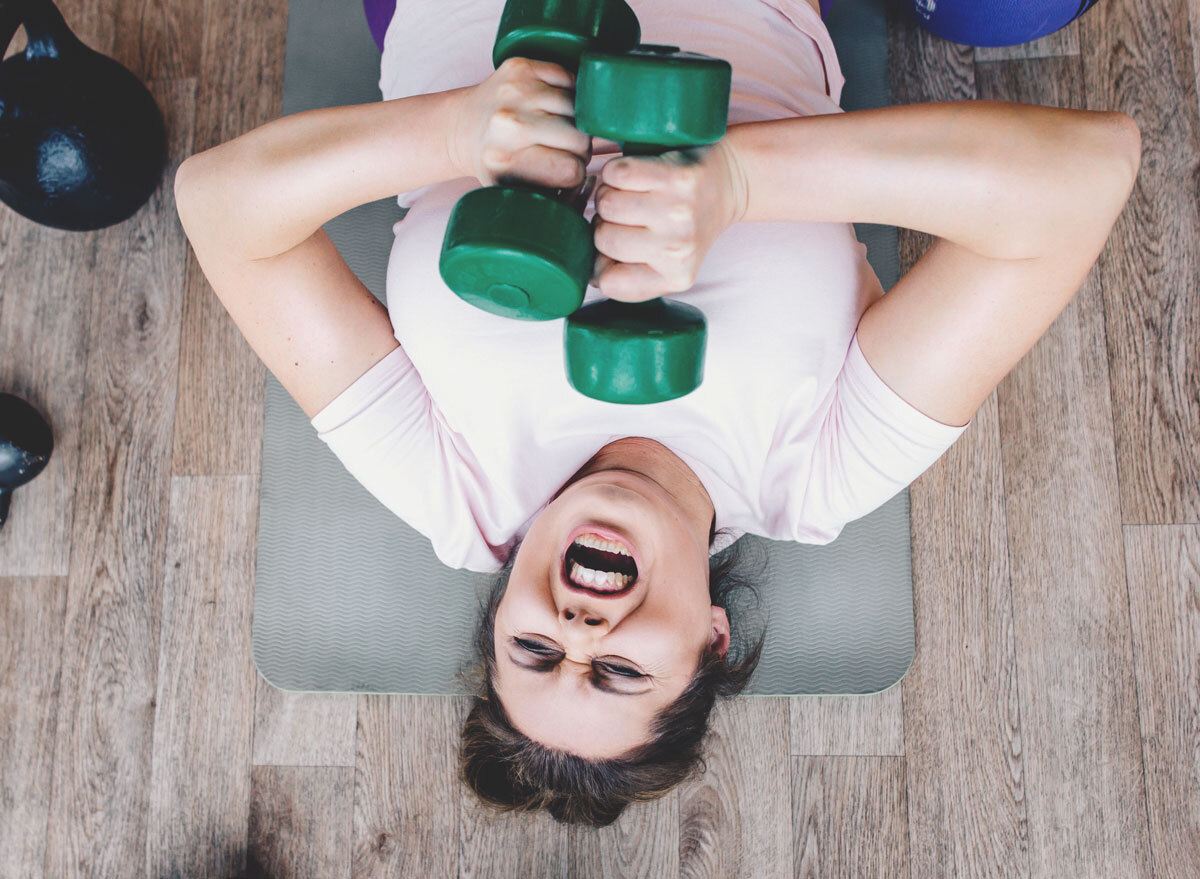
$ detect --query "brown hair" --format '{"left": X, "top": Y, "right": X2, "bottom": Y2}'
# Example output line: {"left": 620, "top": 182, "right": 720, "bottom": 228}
{"left": 459, "top": 529, "right": 766, "bottom": 826}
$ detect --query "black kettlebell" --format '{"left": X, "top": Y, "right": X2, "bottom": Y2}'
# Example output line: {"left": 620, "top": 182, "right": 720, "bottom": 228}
{"left": 0, "top": 0, "right": 168, "bottom": 230}
{"left": 0, "top": 393, "right": 53, "bottom": 530}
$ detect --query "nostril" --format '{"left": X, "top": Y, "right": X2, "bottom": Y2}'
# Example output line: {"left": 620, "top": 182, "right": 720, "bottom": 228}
{"left": 584, "top": 618, "right": 602, "bottom": 627}
{"left": 564, "top": 610, "right": 575, "bottom": 620}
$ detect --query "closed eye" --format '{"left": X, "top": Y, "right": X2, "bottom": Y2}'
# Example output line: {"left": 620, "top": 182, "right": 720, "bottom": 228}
{"left": 596, "top": 661, "right": 645, "bottom": 679}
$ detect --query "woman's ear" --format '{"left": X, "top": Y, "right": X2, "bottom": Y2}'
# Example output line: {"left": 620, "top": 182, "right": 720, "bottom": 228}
{"left": 709, "top": 606, "right": 731, "bottom": 657}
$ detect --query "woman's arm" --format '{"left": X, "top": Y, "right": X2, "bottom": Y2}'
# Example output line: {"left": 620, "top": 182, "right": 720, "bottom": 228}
{"left": 725, "top": 101, "right": 1141, "bottom": 428}
{"left": 593, "top": 101, "right": 1140, "bottom": 427}
{"left": 725, "top": 101, "right": 1140, "bottom": 260}
{"left": 174, "top": 59, "right": 590, "bottom": 417}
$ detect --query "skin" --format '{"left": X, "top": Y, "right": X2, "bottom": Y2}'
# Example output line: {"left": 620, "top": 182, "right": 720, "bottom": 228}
{"left": 492, "top": 436, "right": 730, "bottom": 759}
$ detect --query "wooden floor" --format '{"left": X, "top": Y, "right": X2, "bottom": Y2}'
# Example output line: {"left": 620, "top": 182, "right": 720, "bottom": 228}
{"left": 2, "top": 0, "right": 1198, "bottom": 876}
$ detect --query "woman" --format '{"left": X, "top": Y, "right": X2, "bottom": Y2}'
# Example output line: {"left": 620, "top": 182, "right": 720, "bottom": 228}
{"left": 174, "top": 0, "right": 1140, "bottom": 825}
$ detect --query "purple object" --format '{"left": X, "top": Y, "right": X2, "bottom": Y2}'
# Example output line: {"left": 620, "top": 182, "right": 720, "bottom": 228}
{"left": 364, "top": 0, "right": 396, "bottom": 52}
{"left": 820, "top": 0, "right": 836, "bottom": 18}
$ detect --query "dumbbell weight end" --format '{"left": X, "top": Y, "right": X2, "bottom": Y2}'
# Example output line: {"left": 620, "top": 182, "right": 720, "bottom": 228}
{"left": 441, "top": 186, "right": 595, "bottom": 320}
{"left": 565, "top": 298, "right": 706, "bottom": 404}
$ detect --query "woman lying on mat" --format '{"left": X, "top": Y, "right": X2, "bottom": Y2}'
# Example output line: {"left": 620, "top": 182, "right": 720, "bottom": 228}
{"left": 174, "top": 0, "right": 1139, "bottom": 826}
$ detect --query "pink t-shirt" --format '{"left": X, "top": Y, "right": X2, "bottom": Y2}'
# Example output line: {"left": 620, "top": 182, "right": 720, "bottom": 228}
{"left": 311, "top": 0, "right": 971, "bottom": 572}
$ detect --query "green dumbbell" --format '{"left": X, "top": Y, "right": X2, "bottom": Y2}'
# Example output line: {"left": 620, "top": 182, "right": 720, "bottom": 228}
{"left": 566, "top": 46, "right": 732, "bottom": 404}
{"left": 439, "top": 0, "right": 640, "bottom": 321}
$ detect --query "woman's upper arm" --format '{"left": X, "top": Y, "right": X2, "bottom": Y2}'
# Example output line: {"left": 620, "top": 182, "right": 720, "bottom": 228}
{"left": 178, "top": 194, "right": 400, "bottom": 418}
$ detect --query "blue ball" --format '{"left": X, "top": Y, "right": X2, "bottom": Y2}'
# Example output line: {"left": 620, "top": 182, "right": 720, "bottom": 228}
{"left": 909, "top": 0, "right": 1099, "bottom": 47}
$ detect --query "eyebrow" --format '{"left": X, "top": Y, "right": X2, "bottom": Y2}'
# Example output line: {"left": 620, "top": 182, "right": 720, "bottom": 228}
{"left": 504, "top": 654, "right": 646, "bottom": 697}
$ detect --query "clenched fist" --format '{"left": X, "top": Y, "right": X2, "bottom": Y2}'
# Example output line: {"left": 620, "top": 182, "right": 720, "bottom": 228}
{"left": 450, "top": 57, "right": 593, "bottom": 191}
{"left": 591, "top": 141, "right": 749, "bottom": 301}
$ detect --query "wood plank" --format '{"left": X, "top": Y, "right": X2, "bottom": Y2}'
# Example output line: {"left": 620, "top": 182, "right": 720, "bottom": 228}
{"left": 1124, "top": 525, "right": 1200, "bottom": 878}
{"left": 974, "top": 21, "right": 1079, "bottom": 62}
{"left": 789, "top": 688, "right": 904, "bottom": 756}
{"left": 792, "top": 757, "right": 909, "bottom": 878}
{"left": 172, "top": 0, "right": 287, "bottom": 476}
{"left": 249, "top": 766, "right": 353, "bottom": 879}
{"left": 41, "top": 78, "right": 195, "bottom": 879}
{"left": 146, "top": 475, "right": 258, "bottom": 878}
{"left": 888, "top": 11, "right": 1030, "bottom": 877}
{"left": 900, "top": 394, "right": 1028, "bottom": 878}
{"left": 458, "top": 690, "right": 568, "bottom": 879}
{"left": 976, "top": 54, "right": 1153, "bottom": 878}
{"left": 0, "top": 577, "right": 67, "bottom": 879}
{"left": 569, "top": 793, "right": 679, "bottom": 878}
{"left": 1079, "top": 0, "right": 1200, "bottom": 523}
{"left": 355, "top": 695, "right": 461, "bottom": 878}
{"left": 678, "top": 698, "right": 792, "bottom": 879}
{"left": 109, "top": 0, "right": 209, "bottom": 81}
{"left": 0, "top": 214, "right": 93, "bottom": 577}
{"left": 253, "top": 685, "right": 357, "bottom": 767}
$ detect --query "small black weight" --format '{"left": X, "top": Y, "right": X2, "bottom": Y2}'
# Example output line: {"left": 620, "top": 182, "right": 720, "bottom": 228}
{"left": 0, "top": 393, "right": 53, "bottom": 530}
{"left": 0, "top": 0, "right": 168, "bottom": 230}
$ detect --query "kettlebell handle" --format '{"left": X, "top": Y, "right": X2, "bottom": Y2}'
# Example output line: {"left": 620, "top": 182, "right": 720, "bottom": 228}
{"left": 1, "top": 0, "right": 77, "bottom": 62}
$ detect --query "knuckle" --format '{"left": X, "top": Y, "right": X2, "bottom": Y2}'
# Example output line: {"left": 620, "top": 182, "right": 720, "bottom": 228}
{"left": 499, "top": 56, "right": 533, "bottom": 76}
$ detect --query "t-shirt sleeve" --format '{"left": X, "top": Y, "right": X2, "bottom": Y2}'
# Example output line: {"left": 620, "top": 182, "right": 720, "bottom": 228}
{"left": 792, "top": 332, "right": 972, "bottom": 542}
{"left": 310, "top": 345, "right": 502, "bottom": 572}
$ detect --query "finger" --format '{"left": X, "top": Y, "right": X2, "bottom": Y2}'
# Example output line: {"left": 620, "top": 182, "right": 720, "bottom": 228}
{"left": 519, "top": 79, "right": 579, "bottom": 119}
{"left": 596, "top": 261, "right": 671, "bottom": 302}
{"left": 501, "top": 56, "right": 576, "bottom": 90}
{"left": 593, "top": 219, "right": 660, "bottom": 265}
{"left": 591, "top": 251, "right": 615, "bottom": 286}
{"left": 525, "top": 110, "right": 592, "bottom": 157}
{"left": 594, "top": 183, "right": 662, "bottom": 228}
{"left": 499, "top": 144, "right": 587, "bottom": 189}
{"left": 599, "top": 156, "right": 672, "bottom": 192}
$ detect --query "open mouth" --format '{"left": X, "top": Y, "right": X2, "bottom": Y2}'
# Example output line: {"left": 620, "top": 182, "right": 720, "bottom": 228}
{"left": 560, "top": 532, "right": 640, "bottom": 599}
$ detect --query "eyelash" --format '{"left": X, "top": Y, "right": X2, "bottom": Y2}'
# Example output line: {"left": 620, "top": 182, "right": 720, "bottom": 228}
{"left": 513, "top": 638, "right": 646, "bottom": 679}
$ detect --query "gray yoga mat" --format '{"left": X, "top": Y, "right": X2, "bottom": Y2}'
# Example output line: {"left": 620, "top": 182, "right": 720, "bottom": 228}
{"left": 253, "top": 0, "right": 910, "bottom": 696}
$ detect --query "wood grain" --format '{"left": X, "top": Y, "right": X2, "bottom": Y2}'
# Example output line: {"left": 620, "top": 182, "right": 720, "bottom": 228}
{"left": 677, "top": 698, "right": 792, "bottom": 879}
{"left": 789, "top": 689, "right": 904, "bottom": 756}
{"left": 569, "top": 793, "right": 679, "bottom": 878}
{"left": 1079, "top": 0, "right": 1200, "bottom": 524}
{"left": 974, "top": 21, "right": 1079, "bottom": 62}
{"left": 901, "top": 393, "right": 1029, "bottom": 878}
{"left": 252, "top": 685, "right": 357, "bottom": 767}
{"left": 978, "top": 54, "right": 1154, "bottom": 878}
{"left": 146, "top": 475, "right": 258, "bottom": 878}
{"left": 1124, "top": 526, "right": 1200, "bottom": 878}
{"left": 0, "top": 577, "right": 67, "bottom": 879}
{"left": 41, "top": 78, "right": 195, "bottom": 879}
{"left": 792, "top": 757, "right": 909, "bottom": 879}
{"left": 458, "top": 694, "right": 570, "bottom": 879}
{"left": 0, "top": 214, "right": 93, "bottom": 577}
{"left": 249, "top": 765, "right": 353, "bottom": 879}
{"left": 171, "top": 0, "right": 286, "bottom": 476}
{"left": 354, "top": 695, "right": 462, "bottom": 878}
{"left": 888, "top": 11, "right": 1029, "bottom": 877}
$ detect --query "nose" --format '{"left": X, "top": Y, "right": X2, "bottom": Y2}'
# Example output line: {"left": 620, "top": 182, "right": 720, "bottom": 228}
{"left": 562, "top": 606, "right": 608, "bottom": 629}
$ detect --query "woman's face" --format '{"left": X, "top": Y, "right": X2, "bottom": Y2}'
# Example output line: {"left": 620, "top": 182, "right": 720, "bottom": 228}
{"left": 492, "top": 445, "right": 730, "bottom": 759}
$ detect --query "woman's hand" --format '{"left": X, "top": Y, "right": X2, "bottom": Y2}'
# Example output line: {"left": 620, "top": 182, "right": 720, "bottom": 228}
{"left": 591, "top": 139, "right": 749, "bottom": 301}
{"left": 450, "top": 57, "right": 593, "bottom": 190}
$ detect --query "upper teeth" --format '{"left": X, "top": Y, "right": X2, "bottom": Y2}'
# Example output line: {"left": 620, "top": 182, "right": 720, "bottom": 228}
{"left": 569, "top": 563, "right": 632, "bottom": 590}
{"left": 573, "top": 533, "right": 632, "bottom": 557}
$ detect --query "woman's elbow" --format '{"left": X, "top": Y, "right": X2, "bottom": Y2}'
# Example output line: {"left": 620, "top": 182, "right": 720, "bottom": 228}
{"left": 1104, "top": 111, "right": 1142, "bottom": 196}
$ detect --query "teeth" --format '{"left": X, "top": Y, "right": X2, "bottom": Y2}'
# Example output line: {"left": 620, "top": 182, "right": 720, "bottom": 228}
{"left": 569, "top": 562, "right": 631, "bottom": 591}
{"left": 573, "top": 533, "right": 632, "bottom": 557}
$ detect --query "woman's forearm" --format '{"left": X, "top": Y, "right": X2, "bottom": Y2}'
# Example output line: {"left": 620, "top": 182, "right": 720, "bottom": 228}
{"left": 176, "top": 88, "right": 469, "bottom": 260}
{"left": 725, "top": 101, "right": 1140, "bottom": 260}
